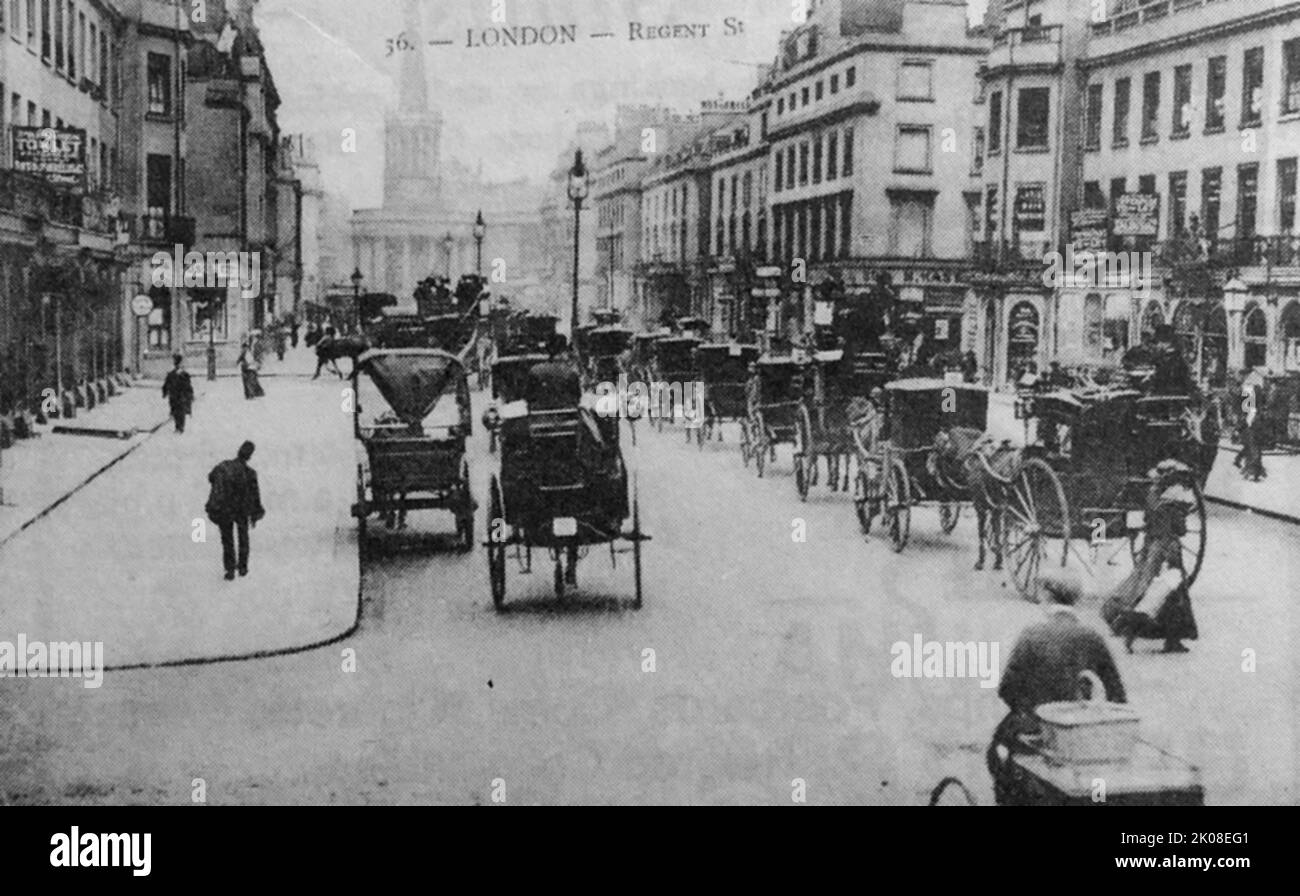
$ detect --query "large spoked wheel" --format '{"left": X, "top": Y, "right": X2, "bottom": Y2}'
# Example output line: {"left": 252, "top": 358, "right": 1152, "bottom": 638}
{"left": 1127, "top": 474, "right": 1208, "bottom": 588}
{"left": 454, "top": 458, "right": 474, "bottom": 553}
{"left": 853, "top": 467, "right": 877, "bottom": 536}
{"left": 753, "top": 413, "right": 768, "bottom": 478}
{"left": 631, "top": 494, "right": 644, "bottom": 611}
{"left": 739, "top": 419, "right": 753, "bottom": 467}
{"left": 793, "top": 405, "right": 813, "bottom": 502}
{"left": 884, "top": 459, "right": 911, "bottom": 553}
{"left": 1004, "top": 458, "right": 1071, "bottom": 602}
{"left": 939, "top": 502, "right": 961, "bottom": 535}
{"left": 486, "top": 475, "right": 507, "bottom": 612}
{"left": 355, "top": 463, "right": 369, "bottom": 554}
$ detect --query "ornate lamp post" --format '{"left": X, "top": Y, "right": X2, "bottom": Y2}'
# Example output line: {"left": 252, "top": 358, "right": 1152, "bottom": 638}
{"left": 567, "top": 149, "right": 590, "bottom": 356}
{"left": 473, "top": 210, "right": 486, "bottom": 277}
{"left": 443, "top": 231, "right": 455, "bottom": 280}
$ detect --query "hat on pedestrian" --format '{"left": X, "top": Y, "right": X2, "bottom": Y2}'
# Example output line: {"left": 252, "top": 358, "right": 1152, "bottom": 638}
{"left": 1038, "top": 567, "right": 1082, "bottom": 606}
{"left": 237, "top": 440, "right": 255, "bottom": 461}
{"left": 172, "top": 354, "right": 184, "bottom": 366}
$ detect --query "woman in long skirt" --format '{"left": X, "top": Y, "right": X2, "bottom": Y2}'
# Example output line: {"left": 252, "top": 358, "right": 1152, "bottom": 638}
{"left": 237, "top": 341, "right": 264, "bottom": 400}
{"left": 1101, "top": 465, "right": 1198, "bottom": 653}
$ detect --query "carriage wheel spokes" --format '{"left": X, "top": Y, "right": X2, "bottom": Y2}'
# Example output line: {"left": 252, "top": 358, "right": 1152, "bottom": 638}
{"left": 853, "top": 466, "right": 877, "bottom": 536}
{"left": 886, "top": 459, "right": 911, "bottom": 553}
{"left": 1005, "top": 458, "right": 1070, "bottom": 602}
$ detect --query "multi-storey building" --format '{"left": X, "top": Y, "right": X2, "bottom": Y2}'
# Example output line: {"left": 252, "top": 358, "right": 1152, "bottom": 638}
{"left": 974, "top": 0, "right": 1300, "bottom": 387}
{"left": 591, "top": 105, "right": 676, "bottom": 325}
{"left": 705, "top": 91, "right": 772, "bottom": 338}
{"left": 637, "top": 100, "right": 744, "bottom": 328}
{"left": 1079, "top": 0, "right": 1300, "bottom": 383}
{"left": 2, "top": 0, "right": 129, "bottom": 431}
{"left": 767, "top": 0, "right": 988, "bottom": 358}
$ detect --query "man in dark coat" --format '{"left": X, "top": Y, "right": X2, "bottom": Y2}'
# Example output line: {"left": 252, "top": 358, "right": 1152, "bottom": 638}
{"left": 988, "top": 569, "right": 1127, "bottom": 804}
{"left": 206, "top": 441, "right": 265, "bottom": 580}
{"left": 161, "top": 354, "right": 194, "bottom": 433}
{"left": 526, "top": 336, "right": 581, "bottom": 410}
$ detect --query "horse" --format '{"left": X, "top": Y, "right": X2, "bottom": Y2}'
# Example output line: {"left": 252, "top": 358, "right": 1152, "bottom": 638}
{"left": 932, "top": 427, "right": 1022, "bottom": 572}
{"left": 314, "top": 335, "right": 370, "bottom": 380}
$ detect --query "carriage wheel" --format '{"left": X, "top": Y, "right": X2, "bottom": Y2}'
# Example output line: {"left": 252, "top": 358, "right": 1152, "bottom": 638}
{"left": 1004, "top": 458, "right": 1071, "bottom": 602}
{"left": 739, "top": 419, "right": 753, "bottom": 467}
{"left": 753, "top": 414, "right": 767, "bottom": 478}
{"left": 631, "top": 493, "right": 644, "bottom": 611}
{"left": 939, "top": 502, "right": 961, "bottom": 535}
{"left": 486, "top": 476, "right": 507, "bottom": 611}
{"left": 853, "top": 469, "right": 877, "bottom": 536}
{"left": 1127, "top": 474, "right": 1208, "bottom": 588}
{"left": 885, "top": 459, "right": 911, "bottom": 553}
{"left": 793, "top": 406, "right": 813, "bottom": 502}
{"left": 355, "top": 464, "right": 369, "bottom": 555}
{"left": 455, "top": 458, "right": 475, "bottom": 553}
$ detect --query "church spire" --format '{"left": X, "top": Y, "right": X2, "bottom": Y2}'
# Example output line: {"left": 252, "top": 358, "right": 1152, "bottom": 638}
{"left": 398, "top": 0, "right": 429, "bottom": 113}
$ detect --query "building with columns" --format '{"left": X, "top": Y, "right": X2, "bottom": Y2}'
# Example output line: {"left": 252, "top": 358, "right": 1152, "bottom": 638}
{"left": 350, "top": 0, "right": 544, "bottom": 312}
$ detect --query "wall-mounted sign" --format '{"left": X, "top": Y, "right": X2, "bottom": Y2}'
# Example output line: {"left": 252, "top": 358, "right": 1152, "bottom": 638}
{"left": 1070, "top": 209, "right": 1110, "bottom": 252}
{"left": 11, "top": 126, "right": 86, "bottom": 188}
{"left": 1113, "top": 193, "right": 1160, "bottom": 237}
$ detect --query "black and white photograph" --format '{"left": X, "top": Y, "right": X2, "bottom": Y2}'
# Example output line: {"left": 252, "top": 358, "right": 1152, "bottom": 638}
{"left": 0, "top": 0, "right": 1297, "bottom": 837}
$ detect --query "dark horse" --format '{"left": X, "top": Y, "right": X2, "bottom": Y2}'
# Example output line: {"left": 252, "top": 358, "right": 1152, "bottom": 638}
{"left": 314, "top": 335, "right": 370, "bottom": 380}
{"left": 932, "top": 427, "right": 1023, "bottom": 572}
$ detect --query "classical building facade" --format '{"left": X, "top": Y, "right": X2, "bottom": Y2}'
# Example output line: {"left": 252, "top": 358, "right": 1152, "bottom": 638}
{"left": 351, "top": 0, "right": 545, "bottom": 316}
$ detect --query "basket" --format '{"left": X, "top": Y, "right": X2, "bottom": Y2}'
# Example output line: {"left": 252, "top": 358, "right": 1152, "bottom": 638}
{"left": 1035, "top": 700, "right": 1140, "bottom": 764}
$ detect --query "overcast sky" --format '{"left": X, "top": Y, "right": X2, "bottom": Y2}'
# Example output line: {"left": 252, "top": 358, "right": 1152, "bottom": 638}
{"left": 258, "top": 0, "right": 989, "bottom": 211}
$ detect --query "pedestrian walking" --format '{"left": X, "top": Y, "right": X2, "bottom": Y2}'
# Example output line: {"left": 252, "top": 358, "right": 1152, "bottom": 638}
{"left": 1101, "top": 462, "right": 1199, "bottom": 653}
{"left": 1237, "top": 368, "right": 1267, "bottom": 481}
{"left": 161, "top": 354, "right": 194, "bottom": 433}
{"left": 312, "top": 326, "right": 342, "bottom": 380}
{"left": 237, "top": 340, "right": 265, "bottom": 400}
{"left": 205, "top": 441, "right": 265, "bottom": 580}
{"left": 290, "top": 318, "right": 301, "bottom": 349}
{"left": 988, "top": 568, "right": 1127, "bottom": 804}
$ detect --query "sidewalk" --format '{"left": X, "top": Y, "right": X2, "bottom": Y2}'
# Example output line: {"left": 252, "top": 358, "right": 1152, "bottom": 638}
{"left": 0, "top": 375, "right": 360, "bottom": 668}
{"left": 0, "top": 378, "right": 191, "bottom": 549}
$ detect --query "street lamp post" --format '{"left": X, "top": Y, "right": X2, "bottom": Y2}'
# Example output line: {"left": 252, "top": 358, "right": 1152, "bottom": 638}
{"left": 443, "top": 232, "right": 455, "bottom": 281}
{"left": 351, "top": 267, "right": 364, "bottom": 333}
{"left": 567, "top": 149, "right": 590, "bottom": 358}
{"left": 473, "top": 210, "right": 486, "bottom": 278}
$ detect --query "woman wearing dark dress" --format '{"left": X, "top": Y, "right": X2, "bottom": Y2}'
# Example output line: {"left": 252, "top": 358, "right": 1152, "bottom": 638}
{"left": 1102, "top": 464, "right": 1198, "bottom": 654}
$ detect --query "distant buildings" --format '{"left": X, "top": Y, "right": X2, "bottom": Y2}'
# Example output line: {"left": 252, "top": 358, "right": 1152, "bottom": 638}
{"left": 350, "top": 0, "right": 545, "bottom": 317}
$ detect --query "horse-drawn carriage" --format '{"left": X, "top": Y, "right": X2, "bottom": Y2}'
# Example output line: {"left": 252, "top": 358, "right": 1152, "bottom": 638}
{"left": 790, "top": 349, "right": 895, "bottom": 501}
{"left": 350, "top": 349, "right": 475, "bottom": 552}
{"left": 745, "top": 354, "right": 805, "bottom": 478}
{"left": 583, "top": 325, "right": 634, "bottom": 389}
{"left": 693, "top": 343, "right": 760, "bottom": 450}
{"left": 649, "top": 335, "right": 702, "bottom": 432}
{"left": 1016, "top": 387, "right": 1216, "bottom": 587}
{"left": 851, "top": 378, "right": 1070, "bottom": 599}
{"left": 484, "top": 366, "right": 647, "bottom": 611}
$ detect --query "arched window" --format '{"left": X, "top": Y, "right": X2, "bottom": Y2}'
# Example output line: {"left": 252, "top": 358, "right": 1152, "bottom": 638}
{"left": 1244, "top": 303, "right": 1268, "bottom": 369}
{"left": 1282, "top": 302, "right": 1300, "bottom": 372}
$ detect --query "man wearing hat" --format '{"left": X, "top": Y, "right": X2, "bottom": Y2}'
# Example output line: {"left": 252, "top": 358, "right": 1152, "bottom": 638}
{"left": 205, "top": 441, "right": 266, "bottom": 580}
{"left": 161, "top": 354, "right": 194, "bottom": 433}
{"left": 987, "top": 568, "right": 1127, "bottom": 803}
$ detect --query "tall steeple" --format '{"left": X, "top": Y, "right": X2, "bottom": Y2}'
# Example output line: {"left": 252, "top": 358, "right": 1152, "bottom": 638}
{"left": 398, "top": 0, "right": 429, "bottom": 113}
{"left": 384, "top": 0, "right": 443, "bottom": 208}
